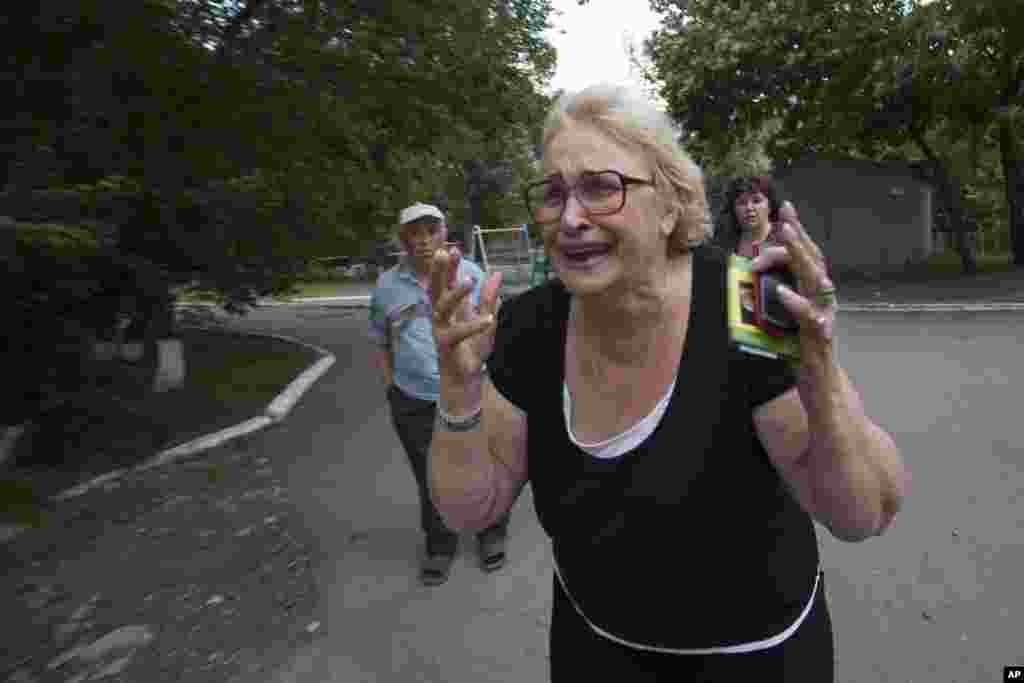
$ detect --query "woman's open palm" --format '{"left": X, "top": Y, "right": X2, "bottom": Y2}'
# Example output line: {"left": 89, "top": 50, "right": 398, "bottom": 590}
{"left": 429, "top": 247, "right": 502, "bottom": 381}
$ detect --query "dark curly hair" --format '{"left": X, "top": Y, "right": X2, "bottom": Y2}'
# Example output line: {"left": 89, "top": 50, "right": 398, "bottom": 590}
{"left": 715, "top": 175, "right": 783, "bottom": 253}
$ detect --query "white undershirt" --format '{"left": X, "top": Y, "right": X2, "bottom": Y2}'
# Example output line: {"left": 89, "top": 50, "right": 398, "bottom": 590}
{"left": 563, "top": 376, "right": 677, "bottom": 459}
{"left": 560, "top": 378, "right": 819, "bottom": 654}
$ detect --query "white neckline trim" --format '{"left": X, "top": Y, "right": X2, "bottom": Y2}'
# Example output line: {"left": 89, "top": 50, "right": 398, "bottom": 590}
{"left": 554, "top": 559, "right": 821, "bottom": 654}
{"left": 563, "top": 376, "right": 677, "bottom": 459}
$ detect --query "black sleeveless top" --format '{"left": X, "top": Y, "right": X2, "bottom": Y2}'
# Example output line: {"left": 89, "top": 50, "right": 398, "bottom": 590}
{"left": 488, "top": 245, "right": 820, "bottom": 650}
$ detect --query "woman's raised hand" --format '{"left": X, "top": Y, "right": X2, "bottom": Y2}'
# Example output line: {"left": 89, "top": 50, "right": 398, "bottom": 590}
{"left": 429, "top": 246, "right": 503, "bottom": 382}
{"left": 751, "top": 201, "right": 837, "bottom": 348}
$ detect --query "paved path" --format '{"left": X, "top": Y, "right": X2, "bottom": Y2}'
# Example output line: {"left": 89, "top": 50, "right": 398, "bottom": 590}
{"left": 221, "top": 303, "right": 1023, "bottom": 683}
{"left": 225, "top": 307, "right": 553, "bottom": 682}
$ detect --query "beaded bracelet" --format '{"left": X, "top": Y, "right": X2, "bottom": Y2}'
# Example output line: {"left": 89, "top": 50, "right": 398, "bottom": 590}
{"left": 436, "top": 363, "right": 488, "bottom": 431}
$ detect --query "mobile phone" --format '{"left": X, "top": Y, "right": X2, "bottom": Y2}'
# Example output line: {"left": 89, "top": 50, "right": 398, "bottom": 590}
{"left": 757, "top": 269, "right": 799, "bottom": 332}
{"left": 751, "top": 239, "right": 798, "bottom": 335}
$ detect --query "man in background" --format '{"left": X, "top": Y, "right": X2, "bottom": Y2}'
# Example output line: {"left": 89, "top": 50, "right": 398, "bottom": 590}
{"left": 369, "top": 202, "right": 511, "bottom": 586}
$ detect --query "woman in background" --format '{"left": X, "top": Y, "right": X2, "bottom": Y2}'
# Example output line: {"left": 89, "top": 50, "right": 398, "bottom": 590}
{"left": 718, "top": 175, "right": 783, "bottom": 256}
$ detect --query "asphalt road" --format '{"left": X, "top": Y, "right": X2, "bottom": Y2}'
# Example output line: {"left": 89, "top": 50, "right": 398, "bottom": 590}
{"left": 223, "top": 305, "right": 1024, "bottom": 683}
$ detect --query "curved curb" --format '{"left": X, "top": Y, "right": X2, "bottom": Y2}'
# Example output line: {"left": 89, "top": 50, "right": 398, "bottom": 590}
{"left": 49, "top": 332, "right": 336, "bottom": 504}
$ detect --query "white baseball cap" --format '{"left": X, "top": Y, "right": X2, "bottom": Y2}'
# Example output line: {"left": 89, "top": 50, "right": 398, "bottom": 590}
{"left": 399, "top": 202, "right": 445, "bottom": 225}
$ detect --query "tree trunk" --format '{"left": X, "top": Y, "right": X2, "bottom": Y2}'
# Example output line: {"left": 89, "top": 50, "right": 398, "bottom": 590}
{"left": 912, "top": 132, "right": 977, "bottom": 274}
{"left": 954, "top": 229, "right": 977, "bottom": 274}
{"left": 464, "top": 160, "right": 485, "bottom": 261}
{"left": 999, "top": 117, "right": 1024, "bottom": 266}
{"left": 0, "top": 423, "right": 27, "bottom": 467}
{"left": 152, "top": 338, "right": 186, "bottom": 393}
{"left": 937, "top": 171, "right": 977, "bottom": 274}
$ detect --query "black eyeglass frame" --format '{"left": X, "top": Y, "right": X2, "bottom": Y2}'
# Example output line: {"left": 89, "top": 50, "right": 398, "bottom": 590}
{"left": 523, "top": 170, "right": 655, "bottom": 222}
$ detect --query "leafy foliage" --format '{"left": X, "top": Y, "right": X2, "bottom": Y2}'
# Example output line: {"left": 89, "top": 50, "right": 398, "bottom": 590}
{"left": 2, "top": 0, "right": 558, "bottom": 428}
{"left": 644, "top": 0, "right": 1024, "bottom": 267}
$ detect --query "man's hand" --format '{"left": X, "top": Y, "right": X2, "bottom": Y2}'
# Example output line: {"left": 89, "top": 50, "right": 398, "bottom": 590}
{"left": 375, "top": 347, "right": 394, "bottom": 393}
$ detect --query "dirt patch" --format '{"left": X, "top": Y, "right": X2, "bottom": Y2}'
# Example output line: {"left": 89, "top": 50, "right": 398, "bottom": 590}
{"left": 0, "top": 438, "right": 325, "bottom": 683}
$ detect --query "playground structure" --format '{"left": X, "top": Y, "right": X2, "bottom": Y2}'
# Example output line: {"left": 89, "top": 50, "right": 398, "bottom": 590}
{"left": 372, "top": 225, "right": 552, "bottom": 292}
{"left": 472, "top": 224, "right": 552, "bottom": 289}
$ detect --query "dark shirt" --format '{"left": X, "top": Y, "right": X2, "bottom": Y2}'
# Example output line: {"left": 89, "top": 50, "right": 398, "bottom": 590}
{"left": 488, "top": 245, "right": 819, "bottom": 650}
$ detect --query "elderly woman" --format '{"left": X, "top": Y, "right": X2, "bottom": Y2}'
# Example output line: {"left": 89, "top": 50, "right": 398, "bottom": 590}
{"left": 427, "top": 84, "right": 909, "bottom": 681}
{"left": 717, "top": 174, "right": 785, "bottom": 256}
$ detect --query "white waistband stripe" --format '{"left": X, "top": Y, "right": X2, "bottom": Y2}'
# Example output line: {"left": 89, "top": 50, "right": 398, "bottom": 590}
{"left": 553, "top": 560, "right": 821, "bottom": 655}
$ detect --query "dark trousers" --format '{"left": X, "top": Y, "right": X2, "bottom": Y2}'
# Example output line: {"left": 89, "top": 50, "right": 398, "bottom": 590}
{"left": 387, "top": 384, "right": 509, "bottom": 554}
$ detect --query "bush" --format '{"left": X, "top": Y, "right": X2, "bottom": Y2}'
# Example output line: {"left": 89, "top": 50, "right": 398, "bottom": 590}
{"left": 4, "top": 219, "right": 167, "bottom": 426}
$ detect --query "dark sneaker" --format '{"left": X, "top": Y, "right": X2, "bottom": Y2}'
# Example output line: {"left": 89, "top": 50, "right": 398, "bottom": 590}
{"left": 420, "top": 541, "right": 456, "bottom": 586}
{"left": 477, "top": 529, "right": 507, "bottom": 572}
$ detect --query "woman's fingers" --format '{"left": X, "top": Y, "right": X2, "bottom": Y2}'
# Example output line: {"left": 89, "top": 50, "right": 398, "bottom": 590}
{"left": 428, "top": 247, "right": 503, "bottom": 361}
{"left": 448, "top": 246, "right": 462, "bottom": 289}
{"left": 777, "top": 285, "right": 835, "bottom": 341}
{"left": 429, "top": 247, "right": 451, "bottom": 306}
{"left": 752, "top": 224, "right": 827, "bottom": 296}
{"left": 437, "top": 274, "right": 476, "bottom": 322}
{"left": 435, "top": 314, "right": 496, "bottom": 354}
{"left": 777, "top": 223, "right": 818, "bottom": 291}
{"left": 477, "top": 271, "right": 503, "bottom": 318}
{"left": 430, "top": 247, "right": 475, "bottom": 322}
{"left": 749, "top": 201, "right": 836, "bottom": 343}
{"left": 750, "top": 244, "right": 790, "bottom": 272}
{"left": 778, "top": 201, "right": 825, "bottom": 267}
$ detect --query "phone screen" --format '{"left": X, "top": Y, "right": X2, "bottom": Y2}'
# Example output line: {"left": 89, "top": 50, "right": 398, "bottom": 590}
{"left": 758, "top": 269, "right": 799, "bottom": 331}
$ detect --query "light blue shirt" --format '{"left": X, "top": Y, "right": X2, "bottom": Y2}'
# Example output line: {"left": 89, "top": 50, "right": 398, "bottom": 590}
{"left": 369, "top": 257, "right": 485, "bottom": 401}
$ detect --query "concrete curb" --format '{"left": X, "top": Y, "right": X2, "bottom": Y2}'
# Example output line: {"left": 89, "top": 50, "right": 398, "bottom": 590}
{"left": 48, "top": 331, "right": 336, "bottom": 504}
{"left": 258, "top": 296, "right": 370, "bottom": 308}
{"left": 180, "top": 293, "right": 1024, "bottom": 313}
{"left": 244, "top": 295, "right": 1024, "bottom": 313}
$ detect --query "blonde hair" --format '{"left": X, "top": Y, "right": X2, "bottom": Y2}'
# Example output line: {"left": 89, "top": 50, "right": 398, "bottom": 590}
{"left": 541, "top": 83, "right": 712, "bottom": 253}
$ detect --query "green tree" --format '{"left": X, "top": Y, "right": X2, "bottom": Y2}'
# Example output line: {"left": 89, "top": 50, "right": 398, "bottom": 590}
{"left": 644, "top": 0, "right": 1024, "bottom": 271}
{"left": 2, "top": 0, "right": 559, "bottom": 430}
{"left": 3, "top": 0, "right": 558, "bottom": 286}
{"left": 898, "top": 1, "right": 1024, "bottom": 264}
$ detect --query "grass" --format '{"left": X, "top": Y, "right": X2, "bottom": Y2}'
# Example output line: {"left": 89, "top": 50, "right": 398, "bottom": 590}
{"left": 911, "top": 251, "right": 1015, "bottom": 278}
{"left": 171, "top": 328, "right": 321, "bottom": 410}
{"left": 836, "top": 251, "right": 1017, "bottom": 285}
{"left": 2, "top": 328, "right": 321, "bottom": 507}
{"left": 285, "top": 281, "right": 359, "bottom": 298}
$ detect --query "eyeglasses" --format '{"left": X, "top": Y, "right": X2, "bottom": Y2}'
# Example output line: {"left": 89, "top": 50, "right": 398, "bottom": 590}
{"left": 524, "top": 170, "right": 654, "bottom": 223}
